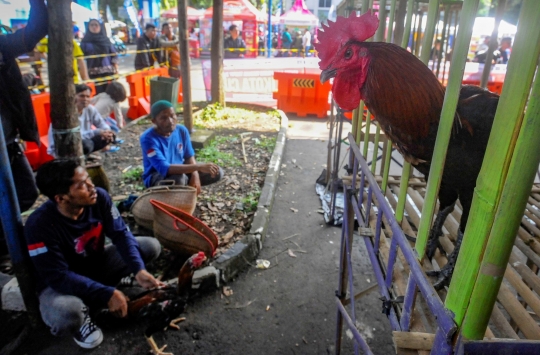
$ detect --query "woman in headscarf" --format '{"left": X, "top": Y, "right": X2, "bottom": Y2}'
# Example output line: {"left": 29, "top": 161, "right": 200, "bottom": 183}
{"left": 80, "top": 19, "right": 118, "bottom": 94}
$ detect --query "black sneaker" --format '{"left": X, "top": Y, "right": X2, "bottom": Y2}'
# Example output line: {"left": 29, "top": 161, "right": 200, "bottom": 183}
{"left": 73, "top": 307, "right": 103, "bottom": 349}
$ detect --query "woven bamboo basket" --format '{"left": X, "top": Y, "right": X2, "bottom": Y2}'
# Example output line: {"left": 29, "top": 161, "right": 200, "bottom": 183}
{"left": 150, "top": 199, "right": 218, "bottom": 257}
{"left": 131, "top": 185, "right": 197, "bottom": 230}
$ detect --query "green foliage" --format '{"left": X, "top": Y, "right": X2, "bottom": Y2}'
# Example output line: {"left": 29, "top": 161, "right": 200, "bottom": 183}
{"left": 197, "top": 136, "right": 242, "bottom": 167}
{"left": 199, "top": 103, "right": 224, "bottom": 122}
{"left": 122, "top": 166, "right": 144, "bottom": 183}
{"left": 256, "top": 136, "right": 276, "bottom": 153}
{"left": 240, "top": 188, "right": 261, "bottom": 212}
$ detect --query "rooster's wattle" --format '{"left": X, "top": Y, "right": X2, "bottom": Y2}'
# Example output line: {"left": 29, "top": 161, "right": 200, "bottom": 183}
{"left": 316, "top": 12, "right": 499, "bottom": 289}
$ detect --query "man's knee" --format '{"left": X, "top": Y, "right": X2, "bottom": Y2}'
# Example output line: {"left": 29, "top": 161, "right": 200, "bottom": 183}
{"left": 136, "top": 236, "right": 161, "bottom": 263}
{"left": 39, "top": 288, "right": 85, "bottom": 336}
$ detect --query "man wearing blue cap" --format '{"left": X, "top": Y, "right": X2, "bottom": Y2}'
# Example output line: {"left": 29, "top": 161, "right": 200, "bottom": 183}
{"left": 140, "top": 100, "right": 222, "bottom": 194}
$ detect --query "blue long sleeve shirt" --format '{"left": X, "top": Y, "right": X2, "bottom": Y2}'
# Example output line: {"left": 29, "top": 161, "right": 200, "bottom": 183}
{"left": 24, "top": 188, "right": 145, "bottom": 306}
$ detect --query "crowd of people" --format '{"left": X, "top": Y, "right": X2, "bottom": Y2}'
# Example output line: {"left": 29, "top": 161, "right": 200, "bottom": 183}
{"left": 1, "top": 1, "right": 224, "bottom": 351}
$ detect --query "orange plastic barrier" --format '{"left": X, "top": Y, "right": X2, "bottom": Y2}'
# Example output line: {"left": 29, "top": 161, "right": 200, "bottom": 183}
{"left": 126, "top": 67, "right": 184, "bottom": 119}
{"left": 462, "top": 80, "right": 503, "bottom": 95}
{"left": 25, "top": 92, "right": 53, "bottom": 170}
{"left": 273, "top": 72, "right": 332, "bottom": 118}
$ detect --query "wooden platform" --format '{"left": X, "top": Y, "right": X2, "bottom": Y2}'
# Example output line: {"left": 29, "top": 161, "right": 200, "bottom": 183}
{"left": 356, "top": 175, "right": 540, "bottom": 353}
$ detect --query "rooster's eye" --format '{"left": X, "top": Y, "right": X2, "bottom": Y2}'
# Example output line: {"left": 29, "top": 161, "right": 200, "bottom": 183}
{"left": 344, "top": 48, "right": 353, "bottom": 59}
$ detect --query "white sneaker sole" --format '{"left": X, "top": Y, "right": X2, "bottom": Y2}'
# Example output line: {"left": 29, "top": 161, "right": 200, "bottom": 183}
{"left": 74, "top": 330, "right": 104, "bottom": 349}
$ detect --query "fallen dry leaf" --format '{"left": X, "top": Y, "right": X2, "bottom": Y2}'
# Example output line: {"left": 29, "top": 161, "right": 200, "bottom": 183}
{"left": 223, "top": 286, "right": 233, "bottom": 297}
{"left": 221, "top": 230, "right": 235, "bottom": 244}
{"left": 288, "top": 249, "right": 297, "bottom": 258}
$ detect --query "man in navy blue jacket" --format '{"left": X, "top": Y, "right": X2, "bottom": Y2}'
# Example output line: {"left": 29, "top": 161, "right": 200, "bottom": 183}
{"left": 0, "top": 0, "right": 48, "bottom": 256}
{"left": 24, "top": 160, "right": 164, "bottom": 349}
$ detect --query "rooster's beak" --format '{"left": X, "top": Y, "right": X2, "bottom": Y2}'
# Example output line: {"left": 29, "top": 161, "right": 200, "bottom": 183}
{"left": 320, "top": 68, "right": 337, "bottom": 83}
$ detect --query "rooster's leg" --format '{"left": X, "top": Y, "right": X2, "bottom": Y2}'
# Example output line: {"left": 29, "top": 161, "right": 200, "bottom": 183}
{"left": 145, "top": 335, "right": 173, "bottom": 355}
{"left": 168, "top": 317, "right": 186, "bottom": 330}
{"left": 427, "top": 230, "right": 463, "bottom": 290}
{"left": 425, "top": 204, "right": 455, "bottom": 260}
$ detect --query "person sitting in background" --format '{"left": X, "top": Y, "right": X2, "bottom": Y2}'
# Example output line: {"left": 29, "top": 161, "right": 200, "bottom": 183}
{"left": 25, "top": 160, "right": 163, "bottom": 349}
{"left": 48, "top": 84, "right": 117, "bottom": 157}
{"left": 224, "top": 25, "right": 247, "bottom": 59}
{"left": 80, "top": 19, "right": 118, "bottom": 94}
{"left": 140, "top": 100, "right": 223, "bottom": 194}
{"left": 36, "top": 37, "right": 89, "bottom": 83}
{"left": 495, "top": 37, "right": 512, "bottom": 64}
{"left": 91, "top": 81, "right": 127, "bottom": 132}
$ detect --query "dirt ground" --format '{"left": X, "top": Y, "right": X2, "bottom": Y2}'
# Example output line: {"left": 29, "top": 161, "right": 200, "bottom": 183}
{"left": 6, "top": 116, "right": 395, "bottom": 355}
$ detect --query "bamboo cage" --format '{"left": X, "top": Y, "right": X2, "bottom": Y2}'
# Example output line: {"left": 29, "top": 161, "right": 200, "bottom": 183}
{"left": 333, "top": 0, "right": 540, "bottom": 354}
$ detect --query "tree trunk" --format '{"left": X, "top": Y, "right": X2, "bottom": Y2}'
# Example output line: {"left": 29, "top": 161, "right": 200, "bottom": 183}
{"left": 211, "top": 0, "right": 225, "bottom": 105}
{"left": 48, "top": 0, "right": 83, "bottom": 162}
{"left": 178, "top": 0, "right": 193, "bottom": 132}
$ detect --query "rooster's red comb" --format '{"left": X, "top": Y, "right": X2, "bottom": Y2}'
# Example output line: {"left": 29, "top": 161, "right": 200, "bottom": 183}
{"left": 315, "top": 11, "right": 379, "bottom": 69}
{"left": 191, "top": 251, "right": 207, "bottom": 267}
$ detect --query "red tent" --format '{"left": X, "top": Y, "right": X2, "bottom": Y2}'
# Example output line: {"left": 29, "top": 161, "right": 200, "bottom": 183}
{"left": 202, "top": 0, "right": 267, "bottom": 58}
{"left": 161, "top": 7, "right": 203, "bottom": 21}
{"left": 280, "top": 0, "right": 318, "bottom": 27}
{"left": 203, "top": 0, "right": 266, "bottom": 22}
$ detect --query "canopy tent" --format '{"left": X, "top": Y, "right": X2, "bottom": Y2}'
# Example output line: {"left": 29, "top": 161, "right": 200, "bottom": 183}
{"left": 161, "top": 7, "right": 203, "bottom": 21}
{"left": 279, "top": 0, "right": 318, "bottom": 27}
{"left": 472, "top": 17, "right": 517, "bottom": 37}
{"left": 203, "top": 0, "right": 267, "bottom": 22}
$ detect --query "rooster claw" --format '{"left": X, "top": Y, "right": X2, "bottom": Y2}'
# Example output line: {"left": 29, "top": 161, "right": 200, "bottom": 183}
{"left": 427, "top": 265, "right": 453, "bottom": 291}
{"left": 426, "top": 236, "right": 445, "bottom": 260}
{"left": 169, "top": 317, "right": 186, "bottom": 330}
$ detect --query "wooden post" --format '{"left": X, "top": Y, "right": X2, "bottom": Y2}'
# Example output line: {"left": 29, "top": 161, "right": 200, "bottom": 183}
{"left": 211, "top": 0, "right": 225, "bottom": 105}
{"left": 47, "top": 0, "right": 82, "bottom": 162}
{"left": 177, "top": 0, "right": 193, "bottom": 132}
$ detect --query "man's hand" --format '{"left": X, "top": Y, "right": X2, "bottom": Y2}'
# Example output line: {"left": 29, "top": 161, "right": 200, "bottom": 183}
{"left": 135, "top": 269, "right": 165, "bottom": 290}
{"left": 198, "top": 163, "right": 219, "bottom": 177}
{"left": 108, "top": 289, "right": 128, "bottom": 318}
{"left": 189, "top": 171, "right": 201, "bottom": 195}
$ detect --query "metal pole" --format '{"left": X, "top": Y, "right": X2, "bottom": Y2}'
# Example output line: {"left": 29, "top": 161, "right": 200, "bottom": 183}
{"left": 0, "top": 123, "right": 40, "bottom": 326}
{"left": 177, "top": 0, "right": 193, "bottom": 132}
{"left": 267, "top": 0, "right": 273, "bottom": 58}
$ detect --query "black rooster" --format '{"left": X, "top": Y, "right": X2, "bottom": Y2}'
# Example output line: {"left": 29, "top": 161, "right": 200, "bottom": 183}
{"left": 316, "top": 12, "right": 499, "bottom": 289}
{"left": 128, "top": 252, "right": 207, "bottom": 355}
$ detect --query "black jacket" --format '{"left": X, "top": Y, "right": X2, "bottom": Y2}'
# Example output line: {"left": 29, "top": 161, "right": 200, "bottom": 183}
{"left": 134, "top": 34, "right": 163, "bottom": 70}
{"left": 224, "top": 36, "right": 247, "bottom": 59}
{"left": 0, "top": 0, "right": 48, "bottom": 144}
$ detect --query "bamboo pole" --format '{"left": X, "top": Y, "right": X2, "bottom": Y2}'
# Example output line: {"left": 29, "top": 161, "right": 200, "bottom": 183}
{"left": 419, "top": 0, "right": 440, "bottom": 64}
{"left": 375, "top": 0, "right": 387, "bottom": 42}
{"left": 371, "top": 124, "right": 381, "bottom": 175}
{"left": 386, "top": 0, "right": 397, "bottom": 44}
{"left": 446, "top": 0, "right": 540, "bottom": 331}
{"left": 414, "top": 0, "right": 479, "bottom": 258}
{"left": 177, "top": 0, "right": 193, "bottom": 132}
{"left": 361, "top": 0, "right": 370, "bottom": 14}
{"left": 355, "top": 102, "right": 365, "bottom": 145}
{"left": 394, "top": 0, "right": 416, "bottom": 224}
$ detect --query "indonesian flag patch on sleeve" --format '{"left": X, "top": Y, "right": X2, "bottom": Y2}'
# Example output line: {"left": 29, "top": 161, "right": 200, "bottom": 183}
{"left": 28, "top": 242, "right": 48, "bottom": 257}
{"left": 147, "top": 148, "right": 156, "bottom": 158}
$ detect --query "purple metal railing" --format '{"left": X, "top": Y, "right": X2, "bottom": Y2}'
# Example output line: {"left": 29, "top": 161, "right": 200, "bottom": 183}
{"left": 334, "top": 131, "right": 457, "bottom": 354}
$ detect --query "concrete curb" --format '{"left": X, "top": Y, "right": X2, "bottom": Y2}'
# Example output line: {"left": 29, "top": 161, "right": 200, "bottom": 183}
{"left": 211, "top": 110, "right": 288, "bottom": 283}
